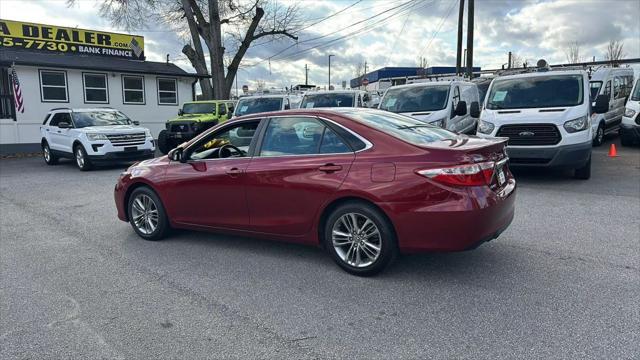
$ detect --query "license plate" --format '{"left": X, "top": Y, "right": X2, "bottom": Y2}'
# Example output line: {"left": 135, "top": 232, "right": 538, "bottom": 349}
{"left": 497, "top": 168, "right": 506, "bottom": 185}
{"left": 124, "top": 146, "right": 137, "bottom": 152}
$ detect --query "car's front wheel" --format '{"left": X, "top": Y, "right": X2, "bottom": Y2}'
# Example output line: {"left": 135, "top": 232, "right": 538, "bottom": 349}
{"left": 128, "top": 186, "right": 169, "bottom": 241}
{"left": 157, "top": 130, "right": 172, "bottom": 154}
{"left": 574, "top": 155, "right": 591, "bottom": 180}
{"left": 74, "top": 144, "right": 93, "bottom": 171}
{"left": 593, "top": 122, "right": 605, "bottom": 147}
{"left": 323, "top": 202, "right": 398, "bottom": 276}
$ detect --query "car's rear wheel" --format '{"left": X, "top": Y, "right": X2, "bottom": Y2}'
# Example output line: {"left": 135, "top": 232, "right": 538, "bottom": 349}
{"left": 42, "top": 141, "right": 58, "bottom": 165}
{"left": 323, "top": 202, "right": 397, "bottom": 276}
{"left": 128, "top": 187, "right": 169, "bottom": 241}
{"left": 157, "top": 130, "right": 172, "bottom": 154}
{"left": 620, "top": 133, "right": 633, "bottom": 147}
{"left": 74, "top": 144, "right": 92, "bottom": 171}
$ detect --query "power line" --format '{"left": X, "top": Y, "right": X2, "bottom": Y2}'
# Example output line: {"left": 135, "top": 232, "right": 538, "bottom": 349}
{"left": 418, "top": 0, "right": 458, "bottom": 58}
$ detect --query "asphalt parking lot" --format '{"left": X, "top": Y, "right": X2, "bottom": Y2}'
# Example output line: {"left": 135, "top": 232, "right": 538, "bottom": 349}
{"left": 1, "top": 137, "right": 638, "bottom": 359}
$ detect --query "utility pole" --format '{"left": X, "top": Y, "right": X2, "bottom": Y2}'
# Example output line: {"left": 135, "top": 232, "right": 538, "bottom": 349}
{"left": 508, "top": 51, "right": 512, "bottom": 69}
{"left": 466, "top": 0, "right": 474, "bottom": 78}
{"left": 328, "top": 54, "right": 335, "bottom": 90}
{"left": 455, "top": 0, "right": 465, "bottom": 75}
{"left": 305, "top": 64, "right": 309, "bottom": 85}
{"left": 364, "top": 60, "right": 368, "bottom": 75}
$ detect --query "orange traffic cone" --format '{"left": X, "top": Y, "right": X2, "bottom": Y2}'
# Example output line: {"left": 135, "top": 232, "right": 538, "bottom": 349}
{"left": 608, "top": 143, "right": 618, "bottom": 157}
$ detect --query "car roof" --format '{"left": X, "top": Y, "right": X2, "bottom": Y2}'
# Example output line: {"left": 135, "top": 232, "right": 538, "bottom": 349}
{"left": 237, "top": 94, "right": 290, "bottom": 99}
{"left": 184, "top": 100, "right": 228, "bottom": 104}
{"left": 590, "top": 67, "right": 635, "bottom": 81}
{"left": 304, "top": 90, "right": 363, "bottom": 95}
{"left": 495, "top": 69, "right": 587, "bottom": 81}
{"left": 230, "top": 107, "right": 384, "bottom": 122}
{"left": 48, "top": 107, "right": 121, "bottom": 113}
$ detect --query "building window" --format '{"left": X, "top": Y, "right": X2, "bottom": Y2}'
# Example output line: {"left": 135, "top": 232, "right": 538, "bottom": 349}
{"left": 39, "top": 70, "right": 68, "bottom": 102}
{"left": 122, "top": 75, "right": 145, "bottom": 104}
{"left": 0, "top": 67, "right": 14, "bottom": 119}
{"left": 83, "top": 73, "right": 109, "bottom": 104}
{"left": 157, "top": 78, "right": 178, "bottom": 105}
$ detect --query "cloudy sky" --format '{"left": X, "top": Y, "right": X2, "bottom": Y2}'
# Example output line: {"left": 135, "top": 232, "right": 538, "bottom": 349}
{"left": 1, "top": 0, "right": 639, "bottom": 91}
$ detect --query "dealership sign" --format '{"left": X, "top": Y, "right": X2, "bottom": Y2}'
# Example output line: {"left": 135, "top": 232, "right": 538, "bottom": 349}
{"left": 0, "top": 19, "right": 145, "bottom": 60}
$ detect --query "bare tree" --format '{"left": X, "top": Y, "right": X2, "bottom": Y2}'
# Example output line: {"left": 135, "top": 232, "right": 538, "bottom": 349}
{"left": 70, "top": 0, "right": 301, "bottom": 99}
{"left": 353, "top": 61, "right": 365, "bottom": 85}
{"left": 605, "top": 40, "right": 626, "bottom": 64}
{"left": 509, "top": 52, "right": 524, "bottom": 68}
{"left": 564, "top": 41, "right": 582, "bottom": 64}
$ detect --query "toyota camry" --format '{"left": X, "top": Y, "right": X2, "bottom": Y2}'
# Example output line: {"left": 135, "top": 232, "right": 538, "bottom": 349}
{"left": 114, "top": 108, "right": 516, "bottom": 276}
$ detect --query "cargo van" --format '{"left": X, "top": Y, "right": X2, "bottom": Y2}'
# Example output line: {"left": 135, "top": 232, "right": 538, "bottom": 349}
{"left": 233, "top": 94, "right": 292, "bottom": 117}
{"left": 621, "top": 77, "right": 640, "bottom": 146}
{"left": 588, "top": 67, "right": 635, "bottom": 145}
{"left": 300, "top": 90, "right": 370, "bottom": 109}
{"left": 378, "top": 81, "right": 481, "bottom": 134}
{"left": 477, "top": 67, "right": 609, "bottom": 179}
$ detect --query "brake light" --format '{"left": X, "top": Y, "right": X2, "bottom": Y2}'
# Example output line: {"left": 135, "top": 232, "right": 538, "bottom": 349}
{"left": 417, "top": 162, "right": 495, "bottom": 186}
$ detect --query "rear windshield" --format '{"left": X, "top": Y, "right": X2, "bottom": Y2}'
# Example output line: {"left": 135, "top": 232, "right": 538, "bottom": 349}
{"left": 487, "top": 75, "right": 584, "bottom": 109}
{"left": 183, "top": 103, "right": 216, "bottom": 114}
{"left": 235, "top": 98, "right": 283, "bottom": 116}
{"left": 632, "top": 79, "right": 640, "bottom": 101}
{"left": 338, "top": 109, "right": 457, "bottom": 145}
{"left": 379, "top": 85, "right": 449, "bottom": 113}
{"left": 301, "top": 93, "right": 354, "bottom": 108}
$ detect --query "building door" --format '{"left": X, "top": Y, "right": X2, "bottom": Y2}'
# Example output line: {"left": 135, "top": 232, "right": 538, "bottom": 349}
{"left": 0, "top": 67, "right": 15, "bottom": 120}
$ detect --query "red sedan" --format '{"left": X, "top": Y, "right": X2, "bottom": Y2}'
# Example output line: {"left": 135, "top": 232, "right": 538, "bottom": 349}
{"left": 114, "top": 108, "right": 516, "bottom": 276}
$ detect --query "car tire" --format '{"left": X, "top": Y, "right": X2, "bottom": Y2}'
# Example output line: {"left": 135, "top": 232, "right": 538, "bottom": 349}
{"left": 74, "top": 144, "right": 93, "bottom": 171}
{"left": 42, "top": 141, "right": 58, "bottom": 165}
{"left": 574, "top": 155, "right": 591, "bottom": 180}
{"left": 323, "top": 201, "right": 398, "bottom": 276}
{"left": 128, "top": 186, "right": 169, "bottom": 241}
{"left": 593, "top": 122, "right": 605, "bottom": 147}
{"left": 620, "top": 133, "right": 633, "bottom": 147}
{"left": 158, "top": 130, "right": 172, "bottom": 155}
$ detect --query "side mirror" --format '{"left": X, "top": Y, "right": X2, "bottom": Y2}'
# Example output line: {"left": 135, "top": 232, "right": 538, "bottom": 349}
{"left": 58, "top": 121, "right": 72, "bottom": 129}
{"left": 178, "top": 109, "right": 184, "bottom": 116}
{"left": 132, "top": 120, "right": 140, "bottom": 126}
{"left": 469, "top": 101, "right": 480, "bottom": 118}
{"left": 593, "top": 94, "right": 609, "bottom": 114}
{"left": 168, "top": 147, "right": 186, "bottom": 163}
{"left": 284, "top": 104, "right": 291, "bottom": 110}
{"left": 454, "top": 101, "right": 467, "bottom": 116}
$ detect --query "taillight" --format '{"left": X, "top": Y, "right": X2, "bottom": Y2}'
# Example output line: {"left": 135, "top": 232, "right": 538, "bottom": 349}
{"left": 417, "top": 162, "right": 495, "bottom": 186}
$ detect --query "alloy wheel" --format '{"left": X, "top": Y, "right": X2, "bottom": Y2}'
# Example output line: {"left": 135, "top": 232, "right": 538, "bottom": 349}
{"left": 331, "top": 212, "right": 382, "bottom": 268}
{"left": 597, "top": 127, "right": 604, "bottom": 144}
{"left": 131, "top": 194, "right": 159, "bottom": 235}
{"left": 43, "top": 146, "right": 50, "bottom": 162}
{"left": 75, "top": 148, "right": 85, "bottom": 168}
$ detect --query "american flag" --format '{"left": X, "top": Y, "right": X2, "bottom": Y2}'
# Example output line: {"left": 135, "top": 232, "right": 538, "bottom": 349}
{"left": 11, "top": 65, "right": 24, "bottom": 113}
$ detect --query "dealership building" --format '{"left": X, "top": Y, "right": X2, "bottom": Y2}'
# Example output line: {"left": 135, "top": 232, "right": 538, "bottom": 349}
{"left": 0, "top": 19, "right": 202, "bottom": 154}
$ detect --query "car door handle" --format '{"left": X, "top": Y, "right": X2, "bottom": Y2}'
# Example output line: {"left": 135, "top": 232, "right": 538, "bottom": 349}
{"left": 318, "top": 164, "right": 342, "bottom": 173}
{"left": 226, "top": 167, "right": 242, "bottom": 177}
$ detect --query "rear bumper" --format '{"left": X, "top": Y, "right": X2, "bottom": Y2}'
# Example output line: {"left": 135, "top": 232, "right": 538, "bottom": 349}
{"left": 89, "top": 149, "right": 155, "bottom": 162}
{"left": 506, "top": 140, "right": 591, "bottom": 168}
{"left": 384, "top": 179, "right": 516, "bottom": 253}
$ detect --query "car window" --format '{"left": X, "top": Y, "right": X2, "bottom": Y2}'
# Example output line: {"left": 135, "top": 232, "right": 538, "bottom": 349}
{"left": 49, "top": 113, "right": 72, "bottom": 127}
{"left": 486, "top": 75, "right": 583, "bottom": 109}
{"left": 319, "top": 127, "right": 351, "bottom": 154}
{"left": 300, "top": 93, "right": 355, "bottom": 108}
{"left": 603, "top": 81, "right": 611, "bottom": 97}
{"left": 189, "top": 121, "right": 259, "bottom": 160}
{"left": 380, "top": 86, "right": 450, "bottom": 113}
{"left": 452, "top": 86, "right": 460, "bottom": 108}
{"left": 260, "top": 117, "right": 326, "bottom": 156}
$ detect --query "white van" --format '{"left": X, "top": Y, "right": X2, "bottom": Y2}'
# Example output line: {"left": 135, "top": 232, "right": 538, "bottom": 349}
{"left": 588, "top": 67, "right": 635, "bottom": 145}
{"left": 233, "top": 94, "right": 293, "bottom": 117}
{"left": 477, "top": 68, "right": 609, "bottom": 179}
{"left": 300, "top": 90, "right": 370, "bottom": 109}
{"left": 620, "top": 77, "right": 640, "bottom": 146}
{"left": 378, "top": 81, "right": 481, "bottom": 134}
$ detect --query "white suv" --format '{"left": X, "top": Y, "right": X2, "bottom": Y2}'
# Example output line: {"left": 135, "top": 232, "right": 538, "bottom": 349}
{"left": 40, "top": 108, "right": 155, "bottom": 170}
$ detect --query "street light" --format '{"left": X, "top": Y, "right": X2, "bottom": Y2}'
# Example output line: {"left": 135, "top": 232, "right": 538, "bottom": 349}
{"left": 328, "top": 54, "right": 335, "bottom": 90}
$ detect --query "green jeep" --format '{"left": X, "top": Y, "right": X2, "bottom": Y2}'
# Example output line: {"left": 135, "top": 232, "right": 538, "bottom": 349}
{"left": 158, "top": 100, "right": 235, "bottom": 154}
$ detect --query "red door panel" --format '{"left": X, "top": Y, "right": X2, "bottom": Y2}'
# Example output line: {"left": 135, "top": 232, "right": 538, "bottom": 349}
{"left": 245, "top": 153, "right": 355, "bottom": 236}
{"left": 164, "top": 158, "right": 250, "bottom": 228}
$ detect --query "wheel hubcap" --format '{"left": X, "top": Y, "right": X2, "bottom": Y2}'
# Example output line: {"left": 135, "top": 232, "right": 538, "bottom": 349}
{"left": 44, "top": 146, "right": 50, "bottom": 161}
{"left": 131, "top": 194, "right": 159, "bottom": 235}
{"left": 76, "top": 149, "right": 84, "bottom": 167}
{"left": 332, "top": 212, "right": 382, "bottom": 268}
{"left": 598, "top": 128, "right": 604, "bottom": 142}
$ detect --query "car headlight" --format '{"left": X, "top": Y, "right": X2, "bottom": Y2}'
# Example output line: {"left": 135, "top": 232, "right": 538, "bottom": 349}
{"left": 563, "top": 116, "right": 589, "bottom": 133}
{"left": 477, "top": 120, "right": 495, "bottom": 134}
{"left": 624, "top": 108, "right": 636, "bottom": 118}
{"left": 429, "top": 117, "right": 446, "bottom": 127}
{"left": 86, "top": 133, "right": 108, "bottom": 141}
